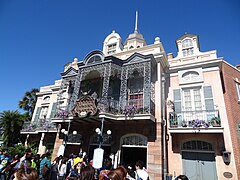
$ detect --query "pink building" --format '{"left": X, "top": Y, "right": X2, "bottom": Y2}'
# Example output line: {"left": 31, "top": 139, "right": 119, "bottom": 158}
{"left": 166, "top": 34, "right": 239, "bottom": 180}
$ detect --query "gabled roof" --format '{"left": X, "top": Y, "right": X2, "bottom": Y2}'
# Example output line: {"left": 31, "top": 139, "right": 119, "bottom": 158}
{"left": 61, "top": 66, "right": 78, "bottom": 77}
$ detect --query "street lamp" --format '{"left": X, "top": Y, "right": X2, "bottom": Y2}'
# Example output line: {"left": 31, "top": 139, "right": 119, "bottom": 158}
{"left": 95, "top": 127, "right": 112, "bottom": 148}
{"left": 61, "top": 128, "right": 68, "bottom": 147}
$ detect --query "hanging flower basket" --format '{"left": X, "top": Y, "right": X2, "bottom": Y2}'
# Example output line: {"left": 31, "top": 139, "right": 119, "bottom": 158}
{"left": 123, "top": 105, "right": 136, "bottom": 117}
{"left": 56, "top": 109, "right": 69, "bottom": 119}
{"left": 189, "top": 119, "right": 209, "bottom": 130}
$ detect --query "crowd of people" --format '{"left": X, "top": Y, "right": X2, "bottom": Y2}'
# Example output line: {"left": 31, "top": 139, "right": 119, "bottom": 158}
{"left": 0, "top": 147, "right": 187, "bottom": 180}
{"left": 0, "top": 147, "right": 150, "bottom": 180}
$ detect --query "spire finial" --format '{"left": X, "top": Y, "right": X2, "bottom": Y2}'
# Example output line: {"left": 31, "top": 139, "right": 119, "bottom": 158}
{"left": 134, "top": 11, "right": 138, "bottom": 33}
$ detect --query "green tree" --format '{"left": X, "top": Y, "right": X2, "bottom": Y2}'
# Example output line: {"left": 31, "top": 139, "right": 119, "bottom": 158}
{"left": 18, "top": 88, "right": 39, "bottom": 120}
{"left": 0, "top": 110, "right": 24, "bottom": 146}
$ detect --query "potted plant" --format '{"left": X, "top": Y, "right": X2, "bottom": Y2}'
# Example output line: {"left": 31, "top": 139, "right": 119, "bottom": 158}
{"left": 182, "top": 120, "right": 188, "bottom": 127}
{"left": 211, "top": 117, "right": 221, "bottom": 127}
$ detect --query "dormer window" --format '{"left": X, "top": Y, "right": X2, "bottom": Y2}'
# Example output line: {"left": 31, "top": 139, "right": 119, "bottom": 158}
{"left": 182, "top": 39, "right": 194, "bottom": 57}
{"left": 107, "top": 43, "right": 116, "bottom": 54}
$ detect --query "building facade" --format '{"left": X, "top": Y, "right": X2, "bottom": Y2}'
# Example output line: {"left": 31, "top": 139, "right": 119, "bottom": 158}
{"left": 22, "top": 24, "right": 168, "bottom": 179}
{"left": 21, "top": 27, "right": 239, "bottom": 179}
{"left": 166, "top": 34, "right": 239, "bottom": 180}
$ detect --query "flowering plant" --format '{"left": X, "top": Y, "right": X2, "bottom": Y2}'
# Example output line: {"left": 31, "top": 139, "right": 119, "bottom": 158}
{"left": 123, "top": 105, "right": 136, "bottom": 117}
{"left": 57, "top": 109, "right": 69, "bottom": 119}
{"left": 26, "top": 124, "right": 36, "bottom": 131}
{"left": 43, "top": 121, "right": 51, "bottom": 130}
{"left": 189, "top": 119, "right": 209, "bottom": 129}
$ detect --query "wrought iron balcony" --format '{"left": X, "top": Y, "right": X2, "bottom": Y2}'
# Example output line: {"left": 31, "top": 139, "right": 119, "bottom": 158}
{"left": 97, "top": 96, "right": 154, "bottom": 115}
{"left": 21, "top": 118, "right": 57, "bottom": 132}
{"left": 169, "top": 110, "right": 221, "bottom": 128}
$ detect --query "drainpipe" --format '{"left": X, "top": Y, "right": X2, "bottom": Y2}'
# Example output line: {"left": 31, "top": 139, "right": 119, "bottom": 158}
{"left": 162, "top": 73, "right": 167, "bottom": 180}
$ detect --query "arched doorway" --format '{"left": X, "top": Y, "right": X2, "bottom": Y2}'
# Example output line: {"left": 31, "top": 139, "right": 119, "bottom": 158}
{"left": 120, "top": 134, "right": 147, "bottom": 168}
{"left": 181, "top": 140, "right": 218, "bottom": 180}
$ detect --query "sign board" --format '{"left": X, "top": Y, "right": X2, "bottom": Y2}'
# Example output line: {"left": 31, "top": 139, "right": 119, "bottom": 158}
{"left": 57, "top": 144, "right": 65, "bottom": 157}
{"left": 92, "top": 148, "right": 104, "bottom": 169}
{"left": 72, "top": 95, "right": 98, "bottom": 117}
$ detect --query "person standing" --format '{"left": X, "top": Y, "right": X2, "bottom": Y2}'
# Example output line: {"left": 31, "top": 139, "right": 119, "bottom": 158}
{"left": 58, "top": 158, "right": 67, "bottom": 180}
{"left": 50, "top": 157, "right": 59, "bottom": 180}
{"left": 135, "top": 160, "right": 148, "bottom": 180}
{"left": 39, "top": 152, "right": 51, "bottom": 180}
{"left": 0, "top": 149, "right": 12, "bottom": 180}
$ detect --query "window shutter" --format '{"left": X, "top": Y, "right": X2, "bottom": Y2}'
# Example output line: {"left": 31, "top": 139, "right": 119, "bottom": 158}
{"left": 50, "top": 103, "right": 57, "bottom": 118}
{"left": 173, "top": 89, "right": 182, "bottom": 113}
{"left": 33, "top": 107, "right": 41, "bottom": 122}
{"left": 203, "top": 86, "right": 214, "bottom": 110}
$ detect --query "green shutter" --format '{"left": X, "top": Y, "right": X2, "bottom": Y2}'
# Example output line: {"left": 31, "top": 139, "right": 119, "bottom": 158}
{"left": 33, "top": 107, "right": 41, "bottom": 122}
{"left": 203, "top": 86, "right": 214, "bottom": 110}
{"left": 173, "top": 89, "right": 182, "bottom": 113}
{"left": 50, "top": 103, "right": 57, "bottom": 118}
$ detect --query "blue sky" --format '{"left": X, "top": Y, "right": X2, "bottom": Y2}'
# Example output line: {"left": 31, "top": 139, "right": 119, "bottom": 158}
{"left": 0, "top": 0, "right": 239, "bottom": 112}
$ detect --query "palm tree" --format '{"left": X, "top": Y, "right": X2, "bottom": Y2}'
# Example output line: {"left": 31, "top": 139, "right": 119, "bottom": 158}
{"left": 18, "top": 88, "right": 39, "bottom": 120}
{"left": 0, "top": 110, "right": 24, "bottom": 146}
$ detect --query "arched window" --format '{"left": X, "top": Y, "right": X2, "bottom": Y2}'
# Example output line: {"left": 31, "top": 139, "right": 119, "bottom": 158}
{"left": 43, "top": 96, "right": 50, "bottom": 102}
{"left": 182, "top": 39, "right": 193, "bottom": 48}
{"left": 182, "top": 140, "right": 214, "bottom": 151}
{"left": 182, "top": 71, "right": 199, "bottom": 81}
{"left": 121, "top": 134, "right": 147, "bottom": 147}
{"left": 87, "top": 55, "right": 102, "bottom": 64}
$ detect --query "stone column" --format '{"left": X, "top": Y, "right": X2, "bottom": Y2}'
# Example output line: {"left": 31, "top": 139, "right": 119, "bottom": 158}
{"left": 38, "top": 133, "right": 46, "bottom": 155}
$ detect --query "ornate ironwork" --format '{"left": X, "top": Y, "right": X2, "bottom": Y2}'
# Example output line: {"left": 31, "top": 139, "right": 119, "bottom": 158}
{"left": 169, "top": 110, "right": 220, "bottom": 128}
{"left": 68, "top": 70, "right": 83, "bottom": 112}
{"left": 121, "top": 134, "right": 147, "bottom": 146}
{"left": 22, "top": 118, "right": 56, "bottom": 132}
{"left": 67, "top": 55, "right": 155, "bottom": 117}
{"left": 67, "top": 133, "right": 82, "bottom": 144}
{"left": 119, "top": 67, "right": 128, "bottom": 110}
{"left": 143, "top": 61, "right": 151, "bottom": 112}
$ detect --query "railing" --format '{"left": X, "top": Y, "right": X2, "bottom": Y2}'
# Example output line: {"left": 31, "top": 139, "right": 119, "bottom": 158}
{"left": 169, "top": 110, "right": 221, "bottom": 128}
{"left": 67, "top": 133, "right": 82, "bottom": 144}
{"left": 21, "top": 118, "right": 56, "bottom": 132}
{"left": 97, "top": 96, "right": 154, "bottom": 115}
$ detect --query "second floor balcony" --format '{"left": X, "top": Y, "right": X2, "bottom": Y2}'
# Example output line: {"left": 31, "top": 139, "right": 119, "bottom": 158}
{"left": 168, "top": 110, "right": 223, "bottom": 133}
{"left": 21, "top": 118, "right": 57, "bottom": 134}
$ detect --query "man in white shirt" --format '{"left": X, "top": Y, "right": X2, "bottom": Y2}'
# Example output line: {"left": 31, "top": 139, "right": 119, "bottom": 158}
{"left": 135, "top": 160, "right": 149, "bottom": 180}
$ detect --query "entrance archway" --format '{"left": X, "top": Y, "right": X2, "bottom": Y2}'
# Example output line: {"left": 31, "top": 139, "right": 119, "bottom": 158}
{"left": 120, "top": 134, "right": 147, "bottom": 168}
{"left": 181, "top": 140, "right": 218, "bottom": 180}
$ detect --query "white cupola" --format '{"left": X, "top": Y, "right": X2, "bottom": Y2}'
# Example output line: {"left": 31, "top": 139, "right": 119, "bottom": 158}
{"left": 123, "top": 11, "right": 147, "bottom": 50}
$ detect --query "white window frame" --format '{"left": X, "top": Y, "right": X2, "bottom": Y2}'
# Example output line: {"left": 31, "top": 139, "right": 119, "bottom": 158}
{"left": 182, "top": 87, "right": 204, "bottom": 111}
{"left": 40, "top": 106, "right": 49, "bottom": 119}
{"left": 107, "top": 43, "right": 117, "bottom": 54}
{"left": 182, "top": 38, "right": 194, "bottom": 57}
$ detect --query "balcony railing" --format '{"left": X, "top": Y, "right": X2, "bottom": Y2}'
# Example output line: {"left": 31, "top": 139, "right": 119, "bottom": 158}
{"left": 169, "top": 110, "right": 221, "bottom": 128}
{"left": 21, "top": 118, "right": 57, "bottom": 132}
{"left": 97, "top": 97, "right": 154, "bottom": 115}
